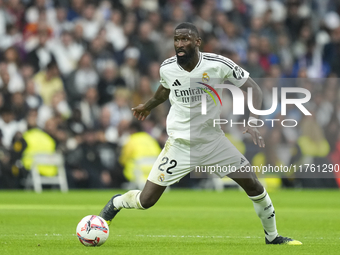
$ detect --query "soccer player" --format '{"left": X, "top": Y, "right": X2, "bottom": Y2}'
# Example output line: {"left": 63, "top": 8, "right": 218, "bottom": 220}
{"left": 99, "top": 22, "right": 302, "bottom": 245}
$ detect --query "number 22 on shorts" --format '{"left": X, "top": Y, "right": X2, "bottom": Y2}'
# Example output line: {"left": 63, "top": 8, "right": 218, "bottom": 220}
{"left": 158, "top": 157, "right": 177, "bottom": 174}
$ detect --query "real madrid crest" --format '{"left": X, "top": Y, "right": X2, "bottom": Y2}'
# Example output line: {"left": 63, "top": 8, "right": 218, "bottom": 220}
{"left": 202, "top": 72, "right": 210, "bottom": 82}
{"left": 158, "top": 173, "right": 165, "bottom": 182}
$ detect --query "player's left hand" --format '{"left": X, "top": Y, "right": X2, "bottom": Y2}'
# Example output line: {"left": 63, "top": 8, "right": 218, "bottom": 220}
{"left": 243, "top": 126, "right": 265, "bottom": 148}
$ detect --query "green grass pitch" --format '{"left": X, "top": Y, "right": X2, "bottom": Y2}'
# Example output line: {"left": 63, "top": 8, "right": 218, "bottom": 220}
{"left": 1, "top": 189, "right": 339, "bottom": 255}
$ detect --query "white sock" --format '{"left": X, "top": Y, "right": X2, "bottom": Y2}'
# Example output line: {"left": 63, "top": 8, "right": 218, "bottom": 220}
{"left": 113, "top": 190, "right": 145, "bottom": 210}
{"left": 249, "top": 189, "right": 278, "bottom": 242}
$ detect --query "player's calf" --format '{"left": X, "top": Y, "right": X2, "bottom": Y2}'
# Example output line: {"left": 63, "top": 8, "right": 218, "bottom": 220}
{"left": 139, "top": 181, "right": 166, "bottom": 208}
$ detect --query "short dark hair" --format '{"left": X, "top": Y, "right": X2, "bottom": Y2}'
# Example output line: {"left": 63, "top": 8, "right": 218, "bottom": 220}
{"left": 129, "top": 121, "right": 143, "bottom": 133}
{"left": 175, "top": 22, "right": 199, "bottom": 38}
{"left": 46, "top": 60, "right": 58, "bottom": 70}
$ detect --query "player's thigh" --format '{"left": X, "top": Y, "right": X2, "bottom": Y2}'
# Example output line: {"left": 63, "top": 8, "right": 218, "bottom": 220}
{"left": 201, "top": 136, "right": 250, "bottom": 177}
{"left": 147, "top": 138, "right": 192, "bottom": 186}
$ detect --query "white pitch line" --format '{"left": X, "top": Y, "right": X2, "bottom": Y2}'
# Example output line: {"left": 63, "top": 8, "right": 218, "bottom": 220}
{"left": 134, "top": 235, "right": 261, "bottom": 239}
{"left": 0, "top": 233, "right": 336, "bottom": 240}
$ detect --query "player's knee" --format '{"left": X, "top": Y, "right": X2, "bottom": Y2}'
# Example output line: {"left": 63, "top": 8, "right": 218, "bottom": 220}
{"left": 244, "top": 178, "right": 264, "bottom": 196}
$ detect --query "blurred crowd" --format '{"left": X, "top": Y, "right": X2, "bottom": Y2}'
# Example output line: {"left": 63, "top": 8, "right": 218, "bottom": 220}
{"left": 0, "top": 0, "right": 340, "bottom": 189}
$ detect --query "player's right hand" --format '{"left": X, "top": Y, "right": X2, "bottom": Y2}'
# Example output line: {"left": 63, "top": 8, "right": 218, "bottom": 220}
{"left": 131, "top": 104, "right": 151, "bottom": 121}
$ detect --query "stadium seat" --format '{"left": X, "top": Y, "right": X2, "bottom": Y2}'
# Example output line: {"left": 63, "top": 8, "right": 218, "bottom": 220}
{"left": 24, "top": 153, "right": 68, "bottom": 193}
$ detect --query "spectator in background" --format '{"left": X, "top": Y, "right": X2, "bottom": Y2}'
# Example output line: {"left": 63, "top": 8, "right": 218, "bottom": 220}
{"left": 20, "top": 62, "right": 35, "bottom": 83}
{"left": 0, "top": 64, "right": 24, "bottom": 96}
{"left": 194, "top": 2, "right": 214, "bottom": 34}
{"left": 72, "top": 22, "right": 88, "bottom": 49}
{"left": 226, "top": 0, "right": 252, "bottom": 32}
{"left": 97, "top": 60, "right": 126, "bottom": 106}
{"left": 106, "top": 88, "right": 132, "bottom": 128}
{"left": 67, "top": 0, "right": 85, "bottom": 21}
{"left": 51, "top": 30, "right": 84, "bottom": 77}
{"left": 297, "top": 116, "right": 330, "bottom": 161}
{"left": 258, "top": 36, "right": 280, "bottom": 72}
{"left": 3, "top": 46, "right": 22, "bottom": 78}
{"left": 43, "top": 117, "right": 68, "bottom": 149}
{"left": 97, "top": 106, "right": 118, "bottom": 144}
{"left": 11, "top": 92, "right": 28, "bottom": 121}
{"left": 79, "top": 87, "right": 100, "bottom": 128}
{"left": 244, "top": 49, "right": 265, "bottom": 78}
{"left": 105, "top": 9, "right": 127, "bottom": 52}
{"left": 292, "top": 25, "right": 313, "bottom": 61}
{"left": 169, "top": 4, "right": 187, "bottom": 24}
{"left": 66, "top": 127, "right": 112, "bottom": 189}
{"left": 122, "top": 11, "right": 138, "bottom": 45}
{"left": 0, "top": 107, "right": 26, "bottom": 149}
{"left": 285, "top": 0, "right": 306, "bottom": 42}
{"left": 64, "top": 52, "right": 99, "bottom": 106}
{"left": 26, "top": 0, "right": 60, "bottom": 27}
{"left": 89, "top": 34, "right": 114, "bottom": 73}
{"left": 0, "top": 128, "right": 13, "bottom": 188}
{"left": 323, "top": 26, "right": 340, "bottom": 76}
{"left": 136, "top": 21, "right": 159, "bottom": 73}
{"left": 132, "top": 75, "right": 154, "bottom": 107}
{"left": 247, "top": 16, "right": 267, "bottom": 38}
{"left": 148, "top": 61, "right": 161, "bottom": 93}
{"left": 146, "top": 11, "right": 163, "bottom": 45}
{"left": 33, "top": 60, "right": 64, "bottom": 106}
{"left": 157, "top": 22, "right": 176, "bottom": 60}
{"left": 21, "top": 114, "right": 58, "bottom": 177}
{"left": 66, "top": 108, "right": 86, "bottom": 137}
{"left": 24, "top": 78, "right": 42, "bottom": 109}
{"left": 77, "top": 2, "right": 101, "bottom": 41}
{"left": 0, "top": 0, "right": 9, "bottom": 37}
{"left": 0, "top": 93, "right": 3, "bottom": 111}
{"left": 276, "top": 33, "right": 294, "bottom": 75}
{"left": 119, "top": 121, "right": 161, "bottom": 184}
{"left": 25, "top": 0, "right": 47, "bottom": 24}
{"left": 0, "top": 68, "right": 11, "bottom": 107}
{"left": 6, "top": 0, "right": 25, "bottom": 31}
{"left": 49, "top": 5, "right": 74, "bottom": 38}
{"left": 292, "top": 37, "right": 330, "bottom": 78}
{"left": 25, "top": 24, "right": 54, "bottom": 73}
{"left": 37, "top": 91, "right": 70, "bottom": 129}
{"left": 219, "top": 21, "right": 247, "bottom": 62}
{"left": 0, "top": 24, "right": 23, "bottom": 51}
{"left": 120, "top": 47, "right": 141, "bottom": 91}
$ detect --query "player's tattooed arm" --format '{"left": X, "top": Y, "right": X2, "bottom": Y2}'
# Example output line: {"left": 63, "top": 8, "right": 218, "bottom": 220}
{"left": 132, "top": 85, "right": 170, "bottom": 121}
{"left": 240, "top": 77, "right": 265, "bottom": 148}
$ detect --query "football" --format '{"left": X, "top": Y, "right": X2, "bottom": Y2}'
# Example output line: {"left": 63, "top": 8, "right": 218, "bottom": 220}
{"left": 76, "top": 215, "right": 109, "bottom": 246}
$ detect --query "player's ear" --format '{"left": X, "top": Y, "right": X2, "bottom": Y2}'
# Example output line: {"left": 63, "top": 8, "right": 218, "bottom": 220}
{"left": 196, "top": 37, "right": 202, "bottom": 47}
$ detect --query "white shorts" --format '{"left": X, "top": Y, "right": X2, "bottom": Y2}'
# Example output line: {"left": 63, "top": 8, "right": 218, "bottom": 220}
{"left": 147, "top": 135, "right": 249, "bottom": 186}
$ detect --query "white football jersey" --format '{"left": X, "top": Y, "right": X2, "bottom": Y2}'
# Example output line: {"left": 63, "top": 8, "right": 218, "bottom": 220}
{"left": 160, "top": 52, "right": 249, "bottom": 144}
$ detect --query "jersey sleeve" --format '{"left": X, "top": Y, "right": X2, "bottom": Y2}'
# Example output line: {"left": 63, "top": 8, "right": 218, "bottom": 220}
{"left": 222, "top": 58, "right": 249, "bottom": 87}
{"left": 159, "top": 67, "right": 170, "bottom": 89}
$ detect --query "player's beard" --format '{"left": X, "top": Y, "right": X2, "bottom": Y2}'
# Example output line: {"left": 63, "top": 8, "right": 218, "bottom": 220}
{"left": 176, "top": 47, "right": 195, "bottom": 66}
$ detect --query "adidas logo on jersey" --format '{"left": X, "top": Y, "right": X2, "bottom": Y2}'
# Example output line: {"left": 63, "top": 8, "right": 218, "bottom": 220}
{"left": 172, "top": 79, "right": 181, "bottom": 86}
